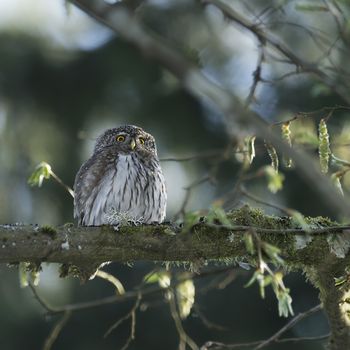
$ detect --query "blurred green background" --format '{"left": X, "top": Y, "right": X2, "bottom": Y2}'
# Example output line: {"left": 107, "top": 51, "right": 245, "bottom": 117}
{"left": 2, "top": 0, "right": 350, "bottom": 349}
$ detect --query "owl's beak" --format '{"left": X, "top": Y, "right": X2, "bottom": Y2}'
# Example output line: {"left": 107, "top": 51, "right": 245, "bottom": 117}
{"left": 130, "top": 139, "right": 136, "bottom": 150}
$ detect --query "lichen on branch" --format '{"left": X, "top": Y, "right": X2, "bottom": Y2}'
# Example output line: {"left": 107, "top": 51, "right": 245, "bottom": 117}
{"left": 0, "top": 206, "right": 348, "bottom": 267}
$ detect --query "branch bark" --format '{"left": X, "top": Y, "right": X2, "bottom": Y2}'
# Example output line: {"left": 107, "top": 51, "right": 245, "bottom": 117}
{"left": 0, "top": 215, "right": 349, "bottom": 266}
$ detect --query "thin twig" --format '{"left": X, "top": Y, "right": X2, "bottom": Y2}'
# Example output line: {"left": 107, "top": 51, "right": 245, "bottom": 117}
{"left": 202, "top": 333, "right": 328, "bottom": 349}
{"left": 29, "top": 283, "right": 58, "bottom": 313}
{"left": 160, "top": 150, "right": 226, "bottom": 162}
{"left": 43, "top": 311, "right": 71, "bottom": 350}
{"left": 35, "top": 267, "right": 235, "bottom": 315}
{"left": 173, "top": 175, "right": 213, "bottom": 221}
{"left": 201, "top": 304, "right": 324, "bottom": 349}
{"left": 193, "top": 304, "right": 228, "bottom": 331}
{"left": 205, "top": 223, "right": 350, "bottom": 235}
{"left": 30, "top": 282, "right": 72, "bottom": 349}
{"left": 245, "top": 44, "right": 265, "bottom": 108}
{"left": 239, "top": 185, "right": 292, "bottom": 216}
{"left": 203, "top": 0, "right": 350, "bottom": 104}
{"left": 47, "top": 284, "right": 157, "bottom": 315}
{"left": 173, "top": 143, "right": 232, "bottom": 220}
{"left": 50, "top": 171, "right": 75, "bottom": 198}
{"left": 271, "top": 105, "right": 350, "bottom": 126}
{"left": 276, "top": 333, "right": 330, "bottom": 343}
{"left": 95, "top": 270, "right": 125, "bottom": 295}
{"left": 254, "top": 303, "right": 323, "bottom": 349}
{"left": 169, "top": 289, "right": 199, "bottom": 350}
{"left": 104, "top": 291, "right": 142, "bottom": 349}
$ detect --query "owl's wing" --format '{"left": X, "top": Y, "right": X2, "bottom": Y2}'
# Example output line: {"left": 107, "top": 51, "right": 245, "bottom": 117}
{"left": 73, "top": 150, "right": 114, "bottom": 225}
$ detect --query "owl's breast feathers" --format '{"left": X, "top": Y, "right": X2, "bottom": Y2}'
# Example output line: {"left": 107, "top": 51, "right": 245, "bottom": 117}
{"left": 74, "top": 148, "right": 167, "bottom": 226}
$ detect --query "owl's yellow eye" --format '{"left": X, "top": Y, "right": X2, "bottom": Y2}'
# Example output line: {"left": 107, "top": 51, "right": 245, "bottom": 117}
{"left": 139, "top": 137, "right": 145, "bottom": 145}
{"left": 116, "top": 135, "right": 125, "bottom": 142}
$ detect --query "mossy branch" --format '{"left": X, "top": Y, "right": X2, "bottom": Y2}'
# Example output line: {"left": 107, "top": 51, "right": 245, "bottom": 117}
{"left": 0, "top": 208, "right": 349, "bottom": 267}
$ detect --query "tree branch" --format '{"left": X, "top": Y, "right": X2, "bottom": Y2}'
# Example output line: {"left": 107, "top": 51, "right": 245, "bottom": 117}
{"left": 1, "top": 212, "right": 350, "bottom": 266}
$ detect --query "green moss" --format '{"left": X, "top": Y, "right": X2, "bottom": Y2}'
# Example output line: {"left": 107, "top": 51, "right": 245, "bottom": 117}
{"left": 59, "top": 262, "right": 102, "bottom": 282}
{"left": 26, "top": 262, "right": 42, "bottom": 273}
{"left": 227, "top": 205, "right": 292, "bottom": 230}
{"left": 40, "top": 225, "right": 57, "bottom": 237}
{"left": 304, "top": 215, "right": 336, "bottom": 227}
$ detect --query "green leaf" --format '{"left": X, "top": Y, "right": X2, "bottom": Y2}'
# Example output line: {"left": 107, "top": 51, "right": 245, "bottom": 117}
{"left": 206, "top": 205, "right": 231, "bottom": 226}
{"left": 264, "top": 166, "right": 285, "bottom": 193}
{"left": 28, "top": 161, "right": 52, "bottom": 187}
{"left": 245, "top": 270, "right": 259, "bottom": 288}
{"left": 244, "top": 135, "right": 256, "bottom": 167}
{"left": 281, "top": 122, "right": 293, "bottom": 168}
{"left": 31, "top": 270, "right": 40, "bottom": 286}
{"left": 334, "top": 275, "right": 347, "bottom": 287}
{"left": 276, "top": 289, "right": 294, "bottom": 317}
{"left": 245, "top": 270, "right": 267, "bottom": 298}
{"left": 318, "top": 119, "right": 331, "bottom": 173}
{"left": 234, "top": 135, "right": 256, "bottom": 167}
{"left": 19, "top": 262, "right": 41, "bottom": 287}
{"left": 244, "top": 232, "right": 255, "bottom": 255}
{"left": 331, "top": 172, "right": 344, "bottom": 196}
{"left": 176, "top": 276, "right": 195, "bottom": 319}
{"left": 290, "top": 211, "right": 311, "bottom": 232}
{"left": 262, "top": 242, "right": 284, "bottom": 265}
{"left": 181, "top": 211, "right": 201, "bottom": 232}
{"left": 143, "top": 270, "right": 171, "bottom": 287}
{"left": 270, "top": 272, "right": 294, "bottom": 317}
{"left": 19, "top": 262, "right": 29, "bottom": 288}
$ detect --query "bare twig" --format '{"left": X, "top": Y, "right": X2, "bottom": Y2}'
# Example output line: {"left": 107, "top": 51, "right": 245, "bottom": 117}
{"left": 239, "top": 185, "right": 292, "bottom": 216}
{"left": 48, "top": 285, "right": 158, "bottom": 315}
{"left": 169, "top": 289, "right": 199, "bottom": 350}
{"left": 245, "top": 44, "right": 265, "bottom": 108}
{"left": 160, "top": 150, "right": 226, "bottom": 162}
{"left": 29, "top": 284, "right": 71, "bottom": 350}
{"left": 193, "top": 304, "right": 228, "bottom": 331}
{"left": 271, "top": 105, "right": 350, "bottom": 126}
{"left": 50, "top": 171, "right": 75, "bottom": 198}
{"left": 322, "top": 0, "right": 350, "bottom": 46}
{"left": 204, "top": 223, "right": 350, "bottom": 235}
{"left": 201, "top": 304, "right": 324, "bottom": 349}
{"left": 174, "top": 175, "right": 213, "bottom": 221}
{"left": 29, "top": 283, "right": 58, "bottom": 313}
{"left": 204, "top": 0, "right": 350, "bottom": 104}
{"left": 95, "top": 270, "right": 125, "bottom": 295}
{"left": 173, "top": 143, "right": 232, "bottom": 220}
{"left": 104, "top": 292, "right": 142, "bottom": 350}
{"left": 31, "top": 267, "right": 235, "bottom": 316}
{"left": 254, "top": 303, "right": 323, "bottom": 349}
{"left": 43, "top": 311, "right": 71, "bottom": 350}
{"left": 202, "top": 333, "right": 329, "bottom": 349}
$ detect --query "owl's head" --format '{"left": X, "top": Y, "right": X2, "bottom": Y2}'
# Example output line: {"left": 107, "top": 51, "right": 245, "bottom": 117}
{"left": 93, "top": 125, "right": 157, "bottom": 157}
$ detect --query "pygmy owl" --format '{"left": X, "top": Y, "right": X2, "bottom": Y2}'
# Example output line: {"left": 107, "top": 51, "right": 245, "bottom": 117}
{"left": 74, "top": 125, "right": 167, "bottom": 226}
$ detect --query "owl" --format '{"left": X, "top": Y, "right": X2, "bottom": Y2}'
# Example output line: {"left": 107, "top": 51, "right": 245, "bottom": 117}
{"left": 74, "top": 125, "right": 167, "bottom": 226}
